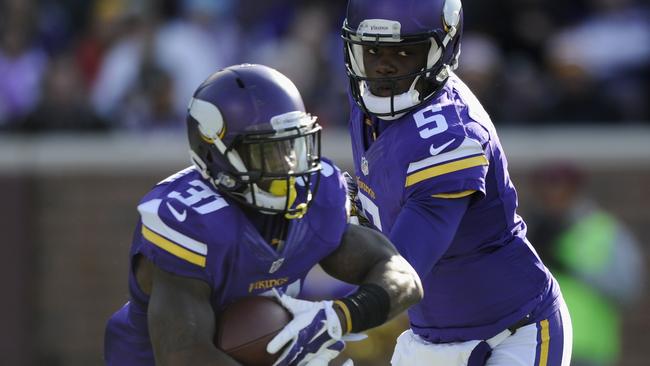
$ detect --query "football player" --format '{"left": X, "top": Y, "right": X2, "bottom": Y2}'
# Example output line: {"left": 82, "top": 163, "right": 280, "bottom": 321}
{"left": 104, "top": 64, "right": 423, "bottom": 366}
{"left": 342, "top": 0, "right": 572, "bottom": 365}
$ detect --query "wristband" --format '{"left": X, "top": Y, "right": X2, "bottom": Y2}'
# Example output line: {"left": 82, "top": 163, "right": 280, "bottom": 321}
{"left": 336, "top": 284, "right": 390, "bottom": 333}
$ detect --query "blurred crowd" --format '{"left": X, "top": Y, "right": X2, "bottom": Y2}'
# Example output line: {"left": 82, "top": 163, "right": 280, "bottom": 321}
{"left": 0, "top": 0, "right": 649, "bottom": 134}
{"left": 525, "top": 162, "right": 645, "bottom": 366}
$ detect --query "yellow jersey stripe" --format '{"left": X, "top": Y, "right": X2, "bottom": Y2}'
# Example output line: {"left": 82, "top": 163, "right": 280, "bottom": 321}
{"left": 142, "top": 225, "right": 206, "bottom": 267}
{"left": 138, "top": 199, "right": 208, "bottom": 255}
{"left": 538, "top": 319, "right": 550, "bottom": 366}
{"left": 432, "top": 190, "right": 476, "bottom": 199}
{"left": 405, "top": 155, "right": 488, "bottom": 187}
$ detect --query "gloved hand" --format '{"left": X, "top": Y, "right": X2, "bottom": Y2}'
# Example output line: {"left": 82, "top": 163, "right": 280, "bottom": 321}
{"left": 342, "top": 171, "right": 371, "bottom": 227}
{"left": 267, "top": 291, "right": 345, "bottom": 366}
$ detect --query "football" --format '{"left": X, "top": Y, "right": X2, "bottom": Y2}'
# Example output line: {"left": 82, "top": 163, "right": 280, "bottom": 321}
{"left": 215, "top": 296, "right": 293, "bottom": 365}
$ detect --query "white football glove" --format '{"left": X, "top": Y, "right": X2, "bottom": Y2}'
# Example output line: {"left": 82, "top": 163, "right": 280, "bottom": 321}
{"left": 267, "top": 291, "right": 344, "bottom": 366}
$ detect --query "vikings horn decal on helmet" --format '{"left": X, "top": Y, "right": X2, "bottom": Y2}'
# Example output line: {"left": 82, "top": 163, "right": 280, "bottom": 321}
{"left": 342, "top": 0, "right": 463, "bottom": 120}
{"left": 186, "top": 64, "right": 322, "bottom": 218}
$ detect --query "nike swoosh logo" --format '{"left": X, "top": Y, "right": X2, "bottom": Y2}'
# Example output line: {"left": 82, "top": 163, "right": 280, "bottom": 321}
{"left": 429, "top": 139, "right": 455, "bottom": 156}
{"left": 166, "top": 202, "right": 187, "bottom": 222}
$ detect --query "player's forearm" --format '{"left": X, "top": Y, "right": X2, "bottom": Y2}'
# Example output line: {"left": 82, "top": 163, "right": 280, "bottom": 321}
{"left": 362, "top": 254, "right": 423, "bottom": 319}
{"left": 332, "top": 255, "right": 422, "bottom": 334}
{"left": 321, "top": 224, "right": 422, "bottom": 333}
{"left": 339, "top": 224, "right": 423, "bottom": 317}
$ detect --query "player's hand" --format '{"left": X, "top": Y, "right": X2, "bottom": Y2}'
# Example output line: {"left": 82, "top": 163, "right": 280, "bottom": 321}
{"left": 267, "top": 291, "right": 345, "bottom": 366}
{"left": 342, "top": 171, "right": 371, "bottom": 227}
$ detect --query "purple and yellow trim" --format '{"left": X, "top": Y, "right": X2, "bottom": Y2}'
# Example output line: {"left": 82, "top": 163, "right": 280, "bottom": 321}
{"left": 142, "top": 225, "right": 206, "bottom": 267}
{"left": 538, "top": 319, "right": 550, "bottom": 366}
{"left": 432, "top": 190, "right": 476, "bottom": 199}
{"left": 405, "top": 155, "right": 488, "bottom": 187}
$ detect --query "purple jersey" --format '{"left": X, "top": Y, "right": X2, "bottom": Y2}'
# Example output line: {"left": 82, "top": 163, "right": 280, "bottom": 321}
{"left": 348, "top": 73, "right": 560, "bottom": 342}
{"left": 105, "top": 158, "right": 349, "bottom": 365}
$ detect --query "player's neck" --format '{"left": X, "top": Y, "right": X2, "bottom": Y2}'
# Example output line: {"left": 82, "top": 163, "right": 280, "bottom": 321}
{"left": 363, "top": 114, "right": 389, "bottom": 147}
{"left": 242, "top": 207, "right": 289, "bottom": 251}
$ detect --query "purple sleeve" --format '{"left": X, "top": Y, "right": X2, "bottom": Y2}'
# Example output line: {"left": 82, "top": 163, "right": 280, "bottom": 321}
{"left": 401, "top": 135, "right": 489, "bottom": 200}
{"left": 389, "top": 195, "right": 470, "bottom": 277}
{"left": 134, "top": 198, "right": 214, "bottom": 283}
{"left": 137, "top": 231, "right": 211, "bottom": 282}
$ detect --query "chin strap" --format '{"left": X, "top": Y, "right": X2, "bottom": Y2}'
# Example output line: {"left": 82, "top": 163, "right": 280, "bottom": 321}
{"left": 284, "top": 203, "right": 308, "bottom": 220}
{"left": 244, "top": 183, "right": 291, "bottom": 211}
{"left": 360, "top": 75, "right": 422, "bottom": 120}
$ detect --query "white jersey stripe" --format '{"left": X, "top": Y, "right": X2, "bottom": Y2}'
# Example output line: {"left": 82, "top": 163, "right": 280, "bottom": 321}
{"left": 138, "top": 199, "right": 208, "bottom": 255}
{"left": 559, "top": 300, "right": 573, "bottom": 366}
{"left": 407, "top": 137, "right": 485, "bottom": 174}
{"left": 157, "top": 166, "right": 195, "bottom": 185}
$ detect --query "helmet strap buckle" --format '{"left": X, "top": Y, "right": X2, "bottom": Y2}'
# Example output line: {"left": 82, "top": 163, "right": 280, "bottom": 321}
{"left": 436, "top": 65, "right": 451, "bottom": 83}
{"left": 217, "top": 172, "right": 237, "bottom": 189}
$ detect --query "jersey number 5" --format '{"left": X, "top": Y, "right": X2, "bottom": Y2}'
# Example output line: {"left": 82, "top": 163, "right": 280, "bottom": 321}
{"left": 414, "top": 104, "right": 448, "bottom": 139}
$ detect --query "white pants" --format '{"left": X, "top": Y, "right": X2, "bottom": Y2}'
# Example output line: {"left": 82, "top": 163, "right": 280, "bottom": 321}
{"left": 391, "top": 303, "right": 572, "bottom": 366}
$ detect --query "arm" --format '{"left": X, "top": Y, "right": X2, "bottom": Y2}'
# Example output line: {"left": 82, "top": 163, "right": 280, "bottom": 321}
{"left": 319, "top": 223, "right": 423, "bottom": 319}
{"left": 388, "top": 195, "right": 471, "bottom": 278}
{"left": 147, "top": 263, "right": 240, "bottom": 366}
{"left": 266, "top": 225, "right": 422, "bottom": 365}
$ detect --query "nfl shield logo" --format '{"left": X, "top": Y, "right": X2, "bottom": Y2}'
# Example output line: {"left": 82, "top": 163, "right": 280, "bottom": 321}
{"left": 361, "top": 157, "right": 369, "bottom": 176}
{"left": 269, "top": 258, "right": 284, "bottom": 274}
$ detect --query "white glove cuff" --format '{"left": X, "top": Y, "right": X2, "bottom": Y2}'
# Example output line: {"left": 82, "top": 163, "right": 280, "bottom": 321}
{"left": 323, "top": 301, "right": 343, "bottom": 340}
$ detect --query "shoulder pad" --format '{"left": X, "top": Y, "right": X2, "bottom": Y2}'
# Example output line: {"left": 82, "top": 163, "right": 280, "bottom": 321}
{"left": 406, "top": 137, "right": 486, "bottom": 179}
{"left": 448, "top": 74, "right": 492, "bottom": 125}
{"left": 138, "top": 198, "right": 209, "bottom": 267}
{"left": 157, "top": 166, "right": 196, "bottom": 186}
{"left": 137, "top": 178, "right": 231, "bottom": 267}
{"left": 319, "top": 157, "right": 339, "bottom": 178}
{"left": 310, "top": 157, "right": 347, "bottom": 209}
{"left": 404, "top": 136, "right": 488, "bottom": 194}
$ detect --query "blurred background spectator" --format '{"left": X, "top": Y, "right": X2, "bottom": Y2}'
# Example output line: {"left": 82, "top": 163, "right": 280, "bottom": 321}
{"left": 0, "top": 0, "right": 48, "bottom": 128}
{"left": 20, "top": 52, "right": 109, "bottom": 132}
{"left": 1, "top": 0, "right": 648, "bottom": 132}
{"left": 526, "top": 162, "right": 646, "bottom": 366}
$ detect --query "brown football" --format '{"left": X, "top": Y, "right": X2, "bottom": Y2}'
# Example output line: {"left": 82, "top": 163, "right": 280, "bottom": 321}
{"left": 215, "top": 296, "right": 292, "bottom": 366}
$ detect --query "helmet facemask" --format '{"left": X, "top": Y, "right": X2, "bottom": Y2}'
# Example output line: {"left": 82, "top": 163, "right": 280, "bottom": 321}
{"left": 212, "top": 111, "right": 322, "bottom": 219}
